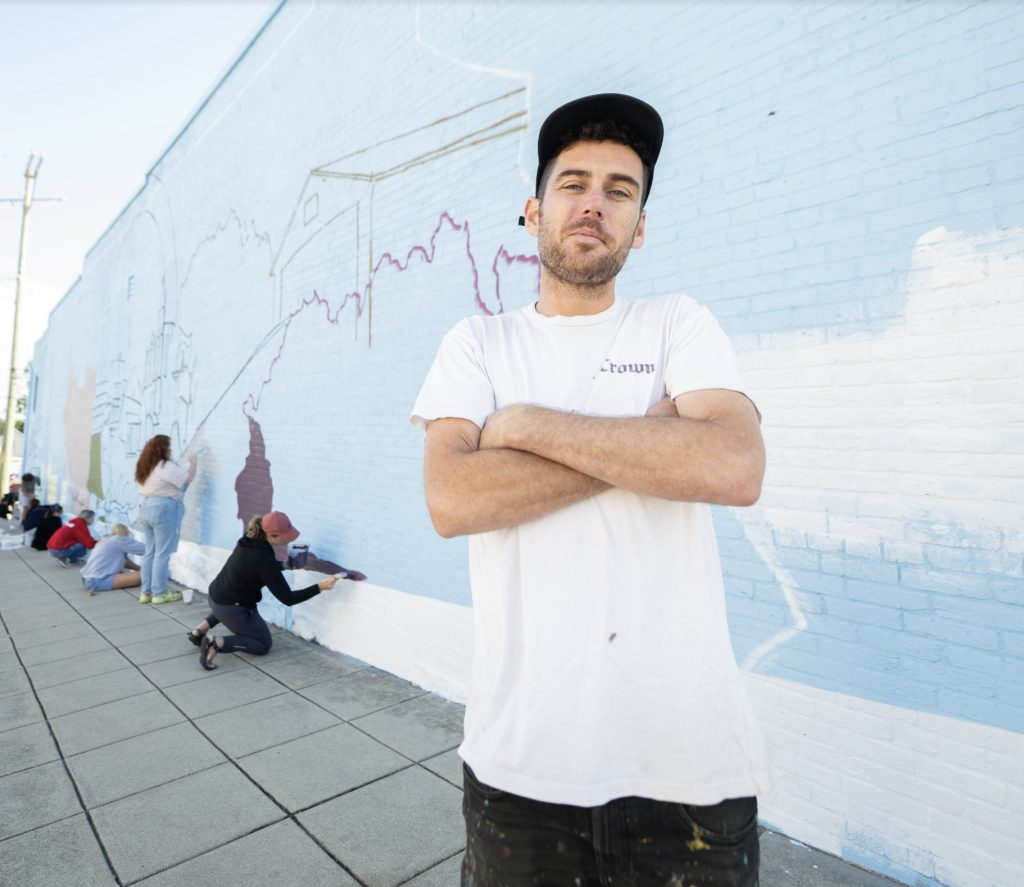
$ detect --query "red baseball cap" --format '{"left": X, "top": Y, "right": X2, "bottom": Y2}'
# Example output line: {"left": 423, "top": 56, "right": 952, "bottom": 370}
{"left": 262, "top": 511, "right": 300, "bottom": 543}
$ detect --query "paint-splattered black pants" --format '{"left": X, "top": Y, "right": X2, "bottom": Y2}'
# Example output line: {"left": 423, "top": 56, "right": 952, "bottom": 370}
{"left": 462, "top": 765, "right": 759, "bottom": 886}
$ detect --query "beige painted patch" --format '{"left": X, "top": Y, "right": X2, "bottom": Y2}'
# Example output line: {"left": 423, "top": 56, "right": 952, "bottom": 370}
{"left": 64, "top": 368, "right": 96, "bottom": 510}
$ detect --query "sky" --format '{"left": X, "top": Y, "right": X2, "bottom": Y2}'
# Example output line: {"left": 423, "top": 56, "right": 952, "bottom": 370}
{"left": 0, "top": 0, "right": 281, "bottom": 409}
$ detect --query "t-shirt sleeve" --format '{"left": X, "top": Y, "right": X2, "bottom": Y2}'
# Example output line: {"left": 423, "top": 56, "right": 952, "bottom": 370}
{"left": 158, "top": 460, "right": 191, "bottom": 489}
{"left": 663, "top": 297, "right": 747, "bottom": 401}
{"left": 410, "top": 318, "right": 495, "bottom": 431}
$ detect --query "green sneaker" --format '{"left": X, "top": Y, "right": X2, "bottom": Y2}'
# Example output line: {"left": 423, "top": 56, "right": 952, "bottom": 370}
{"left": 138, "top": 593, "right": 152, "bottom": 604}
{"left": 151, "top": 591, "right": 183, "bottom": 605}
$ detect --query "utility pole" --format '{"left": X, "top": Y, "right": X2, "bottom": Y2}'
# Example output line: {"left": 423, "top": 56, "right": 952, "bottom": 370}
{"left": 1, "top": 154, "right": 61, "bottom": 488}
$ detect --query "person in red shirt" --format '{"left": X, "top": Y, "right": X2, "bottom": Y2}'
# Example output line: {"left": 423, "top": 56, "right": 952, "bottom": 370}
{"left": 47, "top": 509, "right": 97, "bottom": 566}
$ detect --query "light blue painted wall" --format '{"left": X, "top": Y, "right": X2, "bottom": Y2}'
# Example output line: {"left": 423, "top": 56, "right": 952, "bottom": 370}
{"left": 24, "top": 7, "right": 1024, "bottom": 881}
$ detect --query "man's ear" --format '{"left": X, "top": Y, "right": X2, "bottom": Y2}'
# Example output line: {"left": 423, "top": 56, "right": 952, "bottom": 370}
{"left": 632, "top": 208, "right": 646, "bottom": 249}
{"left": 523, "top": 197, "right": 540, "bottom": 236}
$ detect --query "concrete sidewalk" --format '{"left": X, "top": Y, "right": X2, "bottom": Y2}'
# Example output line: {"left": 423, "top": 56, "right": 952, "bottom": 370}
{"left": 0, "top": 547, "right": 902, "bottom": 886}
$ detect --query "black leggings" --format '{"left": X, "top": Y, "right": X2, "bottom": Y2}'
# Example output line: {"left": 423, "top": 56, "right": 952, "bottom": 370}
{"left": 205, "top": 598, "right": 273, "bottom": 655}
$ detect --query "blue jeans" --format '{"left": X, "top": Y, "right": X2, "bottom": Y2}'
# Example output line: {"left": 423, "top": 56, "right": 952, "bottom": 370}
{"left": 461, "top": 765, "right": 759, "bottom": 886}
{"left": 49, "top": 543, "right": 87, "bottom": 563}
{"left": 138, "top": 497, "right": 184, "bottom": 597}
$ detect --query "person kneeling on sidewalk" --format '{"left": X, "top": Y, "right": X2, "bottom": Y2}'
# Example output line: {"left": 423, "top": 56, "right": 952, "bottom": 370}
{"left": 80, "top": 524, "right": 145, "bottom": 595}
{"left": 46, "top": 509, "right": 96, "bottom": 566}
{"left": 188, "top": 511, "right": 338, "bottom": 670}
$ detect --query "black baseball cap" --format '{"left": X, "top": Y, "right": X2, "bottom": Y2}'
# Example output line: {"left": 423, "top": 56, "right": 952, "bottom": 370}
{"left": 519, "top": 93, "right": 664, "bottom": 225}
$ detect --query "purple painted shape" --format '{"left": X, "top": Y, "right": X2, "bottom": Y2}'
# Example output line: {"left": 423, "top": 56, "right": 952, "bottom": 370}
{"left": 233, "top": 212, "right": 536, "bottom": 577}
{"left": 492, "top": 244, "right": 541, "bottom": 306}
{"left": 235, "top": 416, "right": 274, "bottom": 533}
{"left": 243, "top": 211, "right": 540, "bottom": 418}
{"left": 306, "top": 553, "right": 343, "bottom": 573}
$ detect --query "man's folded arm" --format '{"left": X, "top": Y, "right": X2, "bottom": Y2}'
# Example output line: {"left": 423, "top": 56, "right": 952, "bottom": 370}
{"left": 423, "top": 416, "right": 609, "bottom": 538}
{"left": 482, "top": 389, "right": 765, "bottom": 506}
{"left": 423, "top": 389, "right": 764, "bottom": 538}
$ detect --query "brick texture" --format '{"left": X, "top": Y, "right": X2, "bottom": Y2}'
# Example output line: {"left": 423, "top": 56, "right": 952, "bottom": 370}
{"left": 22, "top": 3, "right": 1024, "bottom": 885}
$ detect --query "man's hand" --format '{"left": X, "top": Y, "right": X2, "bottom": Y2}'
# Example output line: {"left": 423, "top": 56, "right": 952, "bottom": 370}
{"left": 480, "top": 403, "right": 533, "bottom": 450}
{"left": 318, "top": 576, "right": 339, "bottom": 591}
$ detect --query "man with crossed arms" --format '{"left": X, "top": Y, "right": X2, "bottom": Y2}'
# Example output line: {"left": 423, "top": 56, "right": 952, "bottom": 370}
{"left": 413, "top": 93, "right": 767, "bottom": 886}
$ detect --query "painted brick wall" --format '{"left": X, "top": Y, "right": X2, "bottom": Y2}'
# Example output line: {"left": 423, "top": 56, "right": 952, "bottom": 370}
{"left": 23, "top": 3, "right": 1024, "bottom": 885}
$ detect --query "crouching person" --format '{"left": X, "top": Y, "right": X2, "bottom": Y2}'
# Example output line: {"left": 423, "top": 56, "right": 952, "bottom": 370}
{"left": 188, "top": 511, "right": 338, "bottom": 670}
{"left": 80, "top": 524, "right": 145, "bottom": 595}
{"left": 47, "top": 509, "right": 97, "bottom": 565}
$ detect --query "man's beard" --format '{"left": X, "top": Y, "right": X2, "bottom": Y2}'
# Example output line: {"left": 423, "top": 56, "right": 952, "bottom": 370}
{"left": 537, "top": 217, "right": 634, "bottom": 290}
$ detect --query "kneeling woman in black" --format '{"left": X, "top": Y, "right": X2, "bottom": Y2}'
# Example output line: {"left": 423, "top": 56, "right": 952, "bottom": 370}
{"left": 189, "top": 511, "right": 338, "bottom": 670}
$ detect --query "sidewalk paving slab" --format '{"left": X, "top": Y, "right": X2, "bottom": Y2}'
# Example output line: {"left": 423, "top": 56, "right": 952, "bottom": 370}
{"left": 90, "top": 762, "right": 285, "bottom": 883}
{"left": 139, "top": 648, "right": 246, "bottom": 687}
{"left": 0, "top": 813, "right": 118, "bottom": 887}
{"left": 49, "top": 689, "right": 185, "bottom": 756}
{"left": 237, "top": 722, "right": 411, "bottom": 812}
{"left": 298, "top": 766, "right": 465, "bottom": 887}
{"left": 36, "top": 665, "right": 154, "bottom": 718}
{"left": 3, "top": 618, "right": 100, "bottom": 649}
{"left": 135, "top": 818, "right": 357, "bottom": 887}
{"left": 0, "top": 760, "right": 81, "bottom": 840}
{"left": 0, "top": 720, "right": 61, "bottom": 777}
{"left": 3, "top": 607, "right": 84, "bottom": 633}
{"left": 103, "top": 617, "right": 189, "bottom": 646}
{"left": 0, "top": 666, "right": 32, "bottom": 698}
{"left": 17, "top": 630, "right": 112, "bottom": 665}
{"left": 300, "top": 666, "right": 428, "bottom": 720}
{"left": 352, "top": 693, "right": 466, "bottom": 761}
{"left": 0, "top": 689, "right": 45, "bottom": 730}
{"left": 85, "top": 607, "right": 176, "bottom": 632}
{"left": 119, "top": 631, "right": 209, "bottom": 665}
{"left": 421, "top": 748, "right": 465, "bottom": 789}
{"left": 0, "top": 648, "right": 20, "bottom": 673}
{"left": 67, "top": 720, "right": 226, "bottom": 808}
{"left": 194, "top": 690, "right": 343, "bottom": 757}
{"left": 25, "top": 647, "right": 127, "bottom": 689}
{"left": 162, "top": 663, "right": 287, "bottom": 718}
{"left": 0, "top": 545, "right": 905, "bottom": 887}
{"left": 406, "top": 855, "right": 465, "bottom": 886}
{"left": 248, "top": 645, "right": 364, "bottom": 689}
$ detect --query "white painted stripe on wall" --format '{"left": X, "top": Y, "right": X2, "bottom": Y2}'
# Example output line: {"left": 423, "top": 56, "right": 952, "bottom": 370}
{"left": 746, "top": 672, "right": 1024, "bottom": 887}
{"left": 171, "top": 540, "right": 473, "bottom": 701}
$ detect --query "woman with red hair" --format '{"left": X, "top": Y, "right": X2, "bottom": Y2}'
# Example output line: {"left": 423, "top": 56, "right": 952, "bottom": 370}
{"left": 134, "top": 434, "right": 197, "bottom": 604}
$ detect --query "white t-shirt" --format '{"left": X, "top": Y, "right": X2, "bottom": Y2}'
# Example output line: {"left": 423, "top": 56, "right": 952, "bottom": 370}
{"left": 411, "top": 293, "right": 768, "bottom": 807}
{"left": 137, "top": 460, "right": 192, "bottom": 500}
